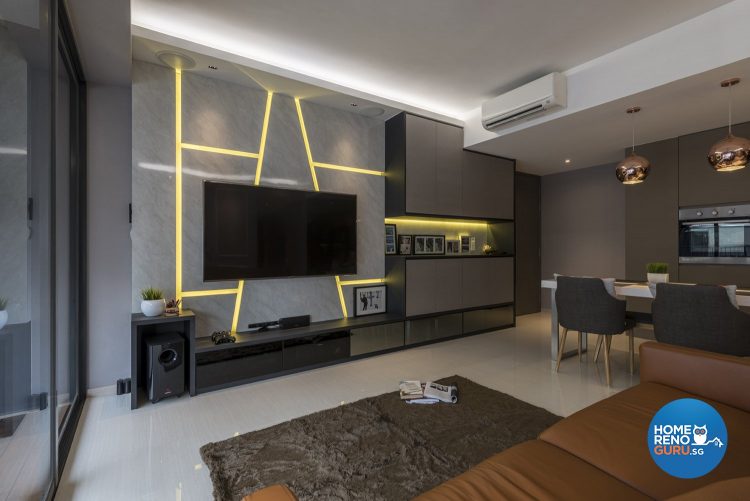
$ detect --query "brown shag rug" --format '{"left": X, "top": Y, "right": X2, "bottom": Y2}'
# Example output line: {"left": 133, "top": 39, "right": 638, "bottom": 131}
{"left": 200, "top": 376, "right": 561, "bottom": 501}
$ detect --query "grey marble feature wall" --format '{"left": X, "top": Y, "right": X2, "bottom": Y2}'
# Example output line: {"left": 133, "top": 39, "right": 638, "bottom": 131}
{"left": 0, "top": 33, "right": 29, "bottom": 324}
{"left": 132, "top": 61, "right": 385, "bottom": 335}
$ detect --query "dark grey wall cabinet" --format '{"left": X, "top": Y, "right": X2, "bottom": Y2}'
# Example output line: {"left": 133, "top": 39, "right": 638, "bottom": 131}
{"left": 515, "top": 173, "right": 541, "bottom": 315}
{"left": 404, "top": 114, "right": 438, "bottom": 214}
{"left": 462, "top": 151, "right": 514, "bottom": 219}
{"left": 625, "top": 138, "right": 679, "bottom": 282}
{"left": 402, "top": 257, "right": 513, "bottom": 316}
{"left": 679, "top": 122, "right": 750, "bottom": 207}
{"left": 436, "top": 123, "right": 464, "bottom": 215}
{"left": 406, "top": 259, "right": 463, "bottom": 316}
{"left": 395, "top": 113, "right": 464, "bottom": 215}
{"left": 461, "top": 257, "right": 514, "bottom": 308}
{"left": 386, "top": 112, "right": 513, "bottom": 219}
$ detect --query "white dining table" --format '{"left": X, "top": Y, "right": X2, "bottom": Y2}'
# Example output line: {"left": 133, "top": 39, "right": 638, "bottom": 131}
{"left": 540, "top": 279, "right": 750, "bottom": 361}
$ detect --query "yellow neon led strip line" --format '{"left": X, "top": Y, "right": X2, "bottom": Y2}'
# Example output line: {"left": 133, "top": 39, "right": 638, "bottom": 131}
{"left": 384, "top": 217, "right": 488, "bottom": 228}
{"left": 175, "top": 69, "right": 183, "bottom": 302}
{"left": 334, "top": 276, "right": 348, "bottom": 318}
{"left": 181, "top": 143, "right": 259, "bottom": 158}
{"left": 228, "top": 92, "right": 274, "bottom": 331}
{"left": 313, "top": 162, "right": 384, "bottom": 176}
{"left": 254, "top": 92, "right": 274, "bottom": 186}
{"left": 181, "top": 288, "right": 240, "bottom": 298}
{"left": 338, "top": 278, "right": 386, "bottom": 286}
{"left": 295, "top": 97, "right": 319, "bottom": 191}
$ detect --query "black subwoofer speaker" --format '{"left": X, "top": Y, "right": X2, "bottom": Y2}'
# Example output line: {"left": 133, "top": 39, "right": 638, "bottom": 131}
{"left": 146, "top": 332, "right": 185, "bottom": 403}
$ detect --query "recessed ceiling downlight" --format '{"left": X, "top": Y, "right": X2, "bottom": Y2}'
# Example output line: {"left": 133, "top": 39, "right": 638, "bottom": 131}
{"left": 156, "top": 51, "right": 196, "bottom": 70}
{"left": 360, "top": 107, "right": 385, "bottom": 117}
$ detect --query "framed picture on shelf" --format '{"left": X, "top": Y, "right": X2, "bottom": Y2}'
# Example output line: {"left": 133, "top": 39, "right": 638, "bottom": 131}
{"left": 353, "top": 285, "right": 387, "bottom": 316}
{"left": 446, "top": 239, "right": 460, "bottom": 254}
{"left": 460, "top": 235, "right": 471, "bottom": 253}
{"left": 398, "top": 235, "right": 413, "bottom": 255}
{"left": 414, "top": 235, "right": 445, "bottom": 255}
{"left": 385, "top": 224, "right": 397, "bottom": 255}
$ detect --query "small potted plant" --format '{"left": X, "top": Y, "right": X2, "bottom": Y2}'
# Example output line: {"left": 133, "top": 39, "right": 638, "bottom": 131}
{"left": 647, "top": 262, "right": 669, "bottom": 284}
{"left": 165, "top": 298, "right": 181, "bottom": 316}
{"left": 140, "top": 287, "right": 166, "bottom": 317}
{"left": 0, "top": 298, "right": 7, "bottom": 330}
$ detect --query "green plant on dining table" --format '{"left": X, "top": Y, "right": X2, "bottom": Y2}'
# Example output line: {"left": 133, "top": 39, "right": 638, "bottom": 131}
{"left": 140, "top": 287, "right": 164, "bottom": 301}
{"left": 646, "top": 262, "right": 668, "bottom": 274}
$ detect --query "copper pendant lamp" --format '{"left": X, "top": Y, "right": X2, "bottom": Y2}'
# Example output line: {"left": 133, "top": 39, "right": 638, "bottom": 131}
{"left": 616, "top": 106, "right": 650, "bottom": 185}
{"left": 708, "top": 78, "right": 749, "bottom": 172}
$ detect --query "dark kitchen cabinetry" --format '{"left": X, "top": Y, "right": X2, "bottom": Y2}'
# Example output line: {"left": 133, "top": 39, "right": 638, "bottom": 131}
{"left": 625, "top": 138, "right": 679, "bottom": 282}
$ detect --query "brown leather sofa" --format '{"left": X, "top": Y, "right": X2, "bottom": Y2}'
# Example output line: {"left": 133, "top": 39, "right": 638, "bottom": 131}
{"left": 415, "top": 342, "right": 750, "bottom": 500}
{"left": 245, "top": 342, "right": 750, "bottom": 500}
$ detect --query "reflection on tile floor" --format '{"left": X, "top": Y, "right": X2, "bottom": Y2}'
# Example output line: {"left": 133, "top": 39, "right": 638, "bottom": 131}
{"left": 57, "top": 311, "right": 643, "bottom": 501}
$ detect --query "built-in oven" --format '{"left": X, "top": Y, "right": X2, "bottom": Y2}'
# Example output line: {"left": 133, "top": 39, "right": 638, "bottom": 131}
{"left": 679, "top": 204, "right": 750, "bottom": 264}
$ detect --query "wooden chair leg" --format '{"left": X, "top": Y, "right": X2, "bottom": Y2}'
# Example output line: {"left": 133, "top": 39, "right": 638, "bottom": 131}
{"left": 577, "top": 331, "right": 582, "bottom": 361}
{"left": 603, "top": 335, "right": 612, "bottom": 386}
{"left": 628, "top": 329, "right": 635, "bottom": 375}
{"left": 556, "top": 327, "right": 569, "bottom": 372}
{"left": 594, "top": 335, "right": 603, "bottom": 363}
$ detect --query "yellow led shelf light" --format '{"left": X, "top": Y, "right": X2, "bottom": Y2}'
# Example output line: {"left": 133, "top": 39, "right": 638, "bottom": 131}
{"left": 384, "top": 217, "right": 488, "bottom": 228}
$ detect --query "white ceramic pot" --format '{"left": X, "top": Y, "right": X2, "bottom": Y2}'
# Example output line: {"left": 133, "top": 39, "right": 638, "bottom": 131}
{"left": 141, "top": 299, "right": 166, "bottom": 317}
{"left": 0, "top": 310, "right": 7, "bottom": 330}
{"left": 647, "top": 273, "right": 669, "bottom": 284}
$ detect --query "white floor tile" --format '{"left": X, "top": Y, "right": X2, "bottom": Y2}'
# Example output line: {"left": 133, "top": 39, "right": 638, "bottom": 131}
{"left": 55, "top": 311, "right": 641, "bottom": 500}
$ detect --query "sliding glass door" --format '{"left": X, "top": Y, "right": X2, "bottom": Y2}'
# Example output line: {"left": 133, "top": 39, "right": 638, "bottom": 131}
{"left": 1, "top": 0, "right": 86, "bottom": 497}
{"left": 0, "top": 0, "right": 55, "bottom": 498}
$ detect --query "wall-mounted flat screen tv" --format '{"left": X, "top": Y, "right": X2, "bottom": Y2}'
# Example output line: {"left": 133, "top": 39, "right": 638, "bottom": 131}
{"left": 203, "top": 182, "right": 357, "bottom": 281}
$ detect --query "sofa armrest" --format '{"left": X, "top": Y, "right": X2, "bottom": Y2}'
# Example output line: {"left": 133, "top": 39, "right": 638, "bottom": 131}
{"left": 241, "top": 485, "right": 297, "bottom": 501}
{"left": 640, "top": 342, "right": 750, "bottom": 412}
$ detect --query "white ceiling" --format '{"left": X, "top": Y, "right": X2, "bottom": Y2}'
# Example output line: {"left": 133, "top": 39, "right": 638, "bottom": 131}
{"left": 132, "top": 36, "right": 401, "bottom": 120}
{"left": 470, "top": 58, "right": 750, "bottom": 175}
{"left": 131, "top": 0, "right": 731, "bottom": 119}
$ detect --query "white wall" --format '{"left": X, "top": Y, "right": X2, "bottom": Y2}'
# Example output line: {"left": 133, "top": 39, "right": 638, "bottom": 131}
{"left": 87, "top": 85, "right": 132, "bottom": 388}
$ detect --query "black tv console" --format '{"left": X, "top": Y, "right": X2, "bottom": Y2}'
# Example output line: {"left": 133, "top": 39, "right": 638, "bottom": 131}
{"left": 191, "top": 305, "right": 514, "bottom": 396}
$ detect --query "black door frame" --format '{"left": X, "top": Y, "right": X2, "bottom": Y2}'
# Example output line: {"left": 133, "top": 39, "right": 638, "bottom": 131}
{"left": 50, "top": 0, "right": 88, "bottom": 491}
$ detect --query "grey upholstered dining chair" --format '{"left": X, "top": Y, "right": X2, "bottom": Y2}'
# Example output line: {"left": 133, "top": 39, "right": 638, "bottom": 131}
{"left": 652, "top": 283, "right": 750, "bottom": 356}
{"left": 555, "top": 276, "right": 636, "bottom": 386}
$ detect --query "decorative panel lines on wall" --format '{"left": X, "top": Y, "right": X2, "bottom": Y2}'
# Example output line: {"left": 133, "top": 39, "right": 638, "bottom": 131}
{"left": 174, "top": 68, "right": 273, "bottom": 332}
{"left": 165, "top": 66, "right": 385, "bottom": 333}
{"left": 294, "top": 97, "right": 385, "bottom": 318}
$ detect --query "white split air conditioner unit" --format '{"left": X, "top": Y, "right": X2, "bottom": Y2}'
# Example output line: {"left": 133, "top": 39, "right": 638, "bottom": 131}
{"left": 481, "top": 72, "right": 567, "bottom": 131}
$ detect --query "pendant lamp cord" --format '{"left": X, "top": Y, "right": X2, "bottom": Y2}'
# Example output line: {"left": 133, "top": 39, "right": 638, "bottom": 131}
{"left": 631, "top": 112, "right": 636, "bottom": 154}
